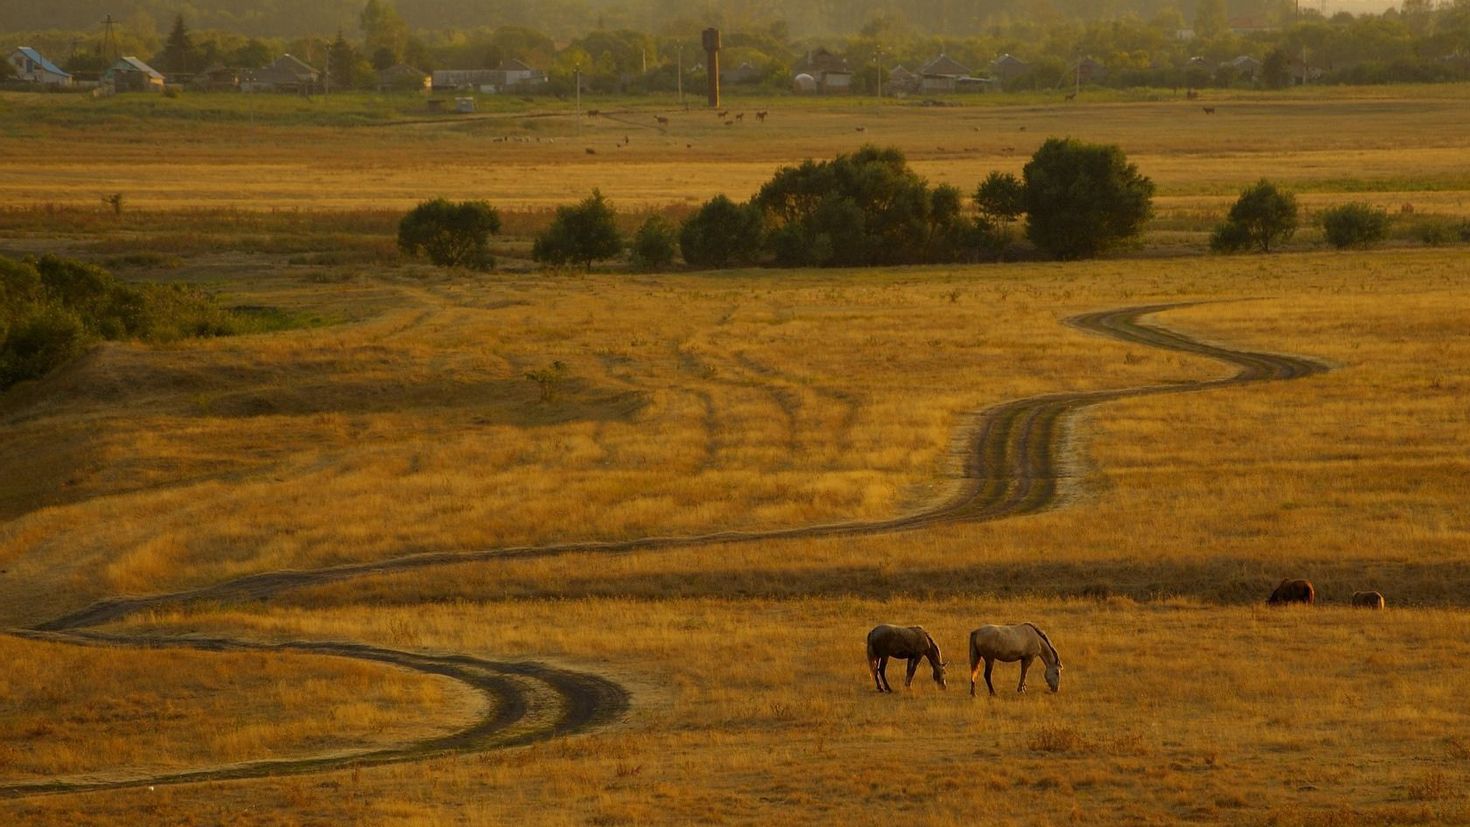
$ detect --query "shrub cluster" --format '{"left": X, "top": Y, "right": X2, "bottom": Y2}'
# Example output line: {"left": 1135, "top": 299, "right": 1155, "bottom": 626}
{"left": 1, "top": 255, "right": 240, "bottom": 390}
{"left": 1320, "top": 203, "right": 1391, "bottom": 249}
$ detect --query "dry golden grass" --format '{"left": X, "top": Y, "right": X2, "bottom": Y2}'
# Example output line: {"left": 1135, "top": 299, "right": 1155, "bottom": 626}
{"left": 0, "top": 635, "right": 477, "bottom": 783}
{"left": 10, "top": 596, "right": 1457, "bottom": 825}
{"left": 3, "top": 92, "right": 1470, "bottom": 825}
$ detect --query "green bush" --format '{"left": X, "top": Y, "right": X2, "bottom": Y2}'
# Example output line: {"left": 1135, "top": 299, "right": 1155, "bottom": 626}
{"left": 680, "top": 195, "right": 765, "bottom": 269}
{"left": 1320, "top": 203, "right": 1390, "bottom": 249}
{"left": 1022, "top": 138, "right": 1155, "bottom": 260}
{"left": 1, "top": 254, "right": 248, "bottom": 391}
{"left": 533, "top": 190, "right": 623, "bottom": 270}
{"left": 1211, "top": 180, "right": 1298, "bottom": 253}
{"left": 629, "top": 215, "right": 678, "bottom": 271}
{"left": 397, "top": 198, "right": 501, "bottom": 270}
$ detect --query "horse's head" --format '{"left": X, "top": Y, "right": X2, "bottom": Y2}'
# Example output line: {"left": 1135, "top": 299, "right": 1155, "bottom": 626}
{"left": 932, "top": 659, "right": 948, "bottom": 690}
{"left": 1044, "top": 661, "right": 1062, "bottom": 693}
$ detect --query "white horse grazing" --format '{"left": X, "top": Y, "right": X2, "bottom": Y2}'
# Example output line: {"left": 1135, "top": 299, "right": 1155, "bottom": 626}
{"left": 968, "top": 623, "right": 1062, "bottom": 697}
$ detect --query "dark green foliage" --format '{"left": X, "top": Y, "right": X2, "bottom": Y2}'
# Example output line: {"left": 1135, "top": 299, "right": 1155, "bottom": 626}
{"left": 1262, "top": 49, "right": 1291, "bottom": 89}
{"left": 629, "top": 215, "right": 679, "bottom": 271}
{"left": 1, "top": 255, "right": 242, "bottom": 390}
{"left": 1022, "top": 138, "right": 1155, "bottom": 260}
{"left": 1211, "top": 180, "right": 1298, "bottom": 253}
{"left": 679, "top": 196, "right": 765, "bottom": 269}
{"left": 397, "top": 199, "right": 501, "bottom": 270}
{"left": 157, "top": 14, "right": 202, "bottom": 75}
{"left": 752, "top": 145, "right": 971, "bottom": 267}
{"left": 974, "top": 172, "right": 1025, "bottom": 224}
{"left": 532, "top": 190, "right": 623, "bottom": 270}
{"left": 1320, "top": 203, "right": 1390, "bottom": 249}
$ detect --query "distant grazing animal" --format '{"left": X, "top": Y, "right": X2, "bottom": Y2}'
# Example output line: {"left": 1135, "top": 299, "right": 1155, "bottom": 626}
{"left": 1267, "top": 578, "right": 1316, "bottom": 605}
{"left": 1186, "top": 89, "right": 1200, "bottom": 100}
{"left": 1064, "top": 92, "right": 1076, "bottom": 102}
{"left": 755, "top": 110, "right": 768, "bottom": 122}
{"left": 585, "top": 147, "right": 597, "bottom": 155}
{"left": 969, "top": 623, "right": 1062, "bottom": 697}
{"left": 587, "top": 109, "right": 600, "bottom": 117}
{"left": 1203, "top": 106, "right": 1216, "bottom": 114}
{"left": 1400, "top": 203, "right": 1415, "bottom": 214}
{"left": 724, "top": 120, "right": 734, "bottom": 126}
{"left": 1352, "top": 591, "right": 1386, "bottom": 609}
{"left": 717, "top": 109, "right": 729, "bottom": 118}
{"left": 866, "top": 624, "right": 947, "bottom": 693}
{"left": 855, "top": 126, "right": 866, "bottom": 132}
{"left": 655, "top": 115, "right": 669, "bottom": 126}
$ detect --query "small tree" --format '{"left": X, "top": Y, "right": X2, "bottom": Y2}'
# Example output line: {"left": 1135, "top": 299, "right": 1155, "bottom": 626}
{"left": 1211, "top": 180, "right": 1297, "bottom": 253}
{"left": 533, "top": 190, "right": 624, "bottom": 270}
{"left": 397, "top": 199, "right": 501, "bottom": 269}
{"left": 1320, "top": 203, "right": 1390, "bottom": 249}
{"left": 158, "top": 14, "right": 200, "bottom": 75}
{"left": 630, "top": 215, "right": 678, "bottom": 270}
{"left": 973, "top": 172, "right": 1025, "bottom": 226}
{"left": 1022, "top": 138, "right": 1155, "bottom": 260}
{"left": 1261, "top": 49, "right": 1291, "bottom": 90}
{"left": 680, "top": 195, "right": 765, "bottom": 268}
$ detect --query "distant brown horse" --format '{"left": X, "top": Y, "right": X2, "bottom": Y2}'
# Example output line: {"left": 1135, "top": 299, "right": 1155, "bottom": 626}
{"left": 1267, "top": 579, "right": 1315, "bottom": 605}
{"left": 1352, "top": 591, "right": 1386, "bottom": 609}
{"left": 969, "top": 623, "right": 1062, "bottom": 696}
{"left": 866, "top": 625, "right": 947, "bottom": 693}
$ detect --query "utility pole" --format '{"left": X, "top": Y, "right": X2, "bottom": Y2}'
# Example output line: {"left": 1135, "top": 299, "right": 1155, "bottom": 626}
{"left": 575, "top": 63, "right": 582, "bottom": 134}
{"left": 676, "top": 46, "right": 683, "bottom": 105}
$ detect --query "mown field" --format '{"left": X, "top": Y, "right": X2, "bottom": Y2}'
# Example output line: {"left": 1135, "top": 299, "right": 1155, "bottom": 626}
{"left": 1, "top": 87, "right": 1468, "bottom": 825}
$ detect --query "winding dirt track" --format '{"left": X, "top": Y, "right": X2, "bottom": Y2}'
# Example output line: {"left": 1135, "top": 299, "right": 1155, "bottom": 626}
{"left": 2, "top": 303, "right": 1326, "bottom": 799}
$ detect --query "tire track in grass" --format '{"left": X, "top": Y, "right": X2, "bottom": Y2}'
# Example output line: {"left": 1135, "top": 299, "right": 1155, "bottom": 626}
{"left": 5, "top": 302, "right": 1325, "bottom": 798}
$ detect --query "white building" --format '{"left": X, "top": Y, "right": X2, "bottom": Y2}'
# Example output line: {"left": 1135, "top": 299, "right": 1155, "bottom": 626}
{"left": 8, "top": 47, "right": 73, "bottom": 87}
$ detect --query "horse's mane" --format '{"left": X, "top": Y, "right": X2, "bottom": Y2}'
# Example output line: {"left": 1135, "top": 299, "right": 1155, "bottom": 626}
{"left": 1024, "top": 623, "right": 1060, "bottom": 664}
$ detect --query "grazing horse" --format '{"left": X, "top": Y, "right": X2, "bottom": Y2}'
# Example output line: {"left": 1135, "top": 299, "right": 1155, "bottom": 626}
{"left": 1268, "top": 579, "right": 1315, "bottom": 605}
{"left": 969, "top": 623, "right": 1062, "bottom": 697}
{"left": 866, "top": 625, "right": 947, "bottom": 693}
{"left": 1353, "top": 591, "right": 1386, "bottom": 609}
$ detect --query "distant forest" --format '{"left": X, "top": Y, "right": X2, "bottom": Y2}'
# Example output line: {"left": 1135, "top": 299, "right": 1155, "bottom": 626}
{"left": 0, "top": 0, "right": 1366, "bottom": 40}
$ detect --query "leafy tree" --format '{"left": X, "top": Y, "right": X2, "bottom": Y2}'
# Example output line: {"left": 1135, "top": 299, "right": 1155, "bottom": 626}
{"left": 630, "top": 215, "right": 679, "bottom": 270}
{"left": 533, "top": 190, "right": 623, "bottom": 270}
{"left": 328, "top": 31, "right": 365, "bottom": 90}
{"left": 1021, "top": 138, "right": 1155, "bottom": 260}
{"left": 397, "top": 199, "right": 501, "bottom": 269}
{"left": 1320, "top": 203, "right": 1390, "bottom": 249}
{"left": 1261, "top": 48, "right": 1291, "bottom": 89}
{"left": 679, "top": 195, "right": 765, "bottom": 268}
{"left": 360, "top": 0, "right": 409, "bottom": 67}
{"left": 974, "top": 172, "right": 1025, "bottom": 225}
{"left": 1211, "top": 179, "right": 1298, "bottom": 253}
{"left": 753, "top": 145, "right": 967, "bottom": 267}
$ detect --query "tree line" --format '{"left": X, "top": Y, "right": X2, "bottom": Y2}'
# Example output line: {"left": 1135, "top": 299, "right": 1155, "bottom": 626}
{"left": 10, "top": 0, "right": 1470, "bottom": 91}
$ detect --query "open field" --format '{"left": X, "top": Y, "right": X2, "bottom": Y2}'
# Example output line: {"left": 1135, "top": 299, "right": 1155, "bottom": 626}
{"left": 1, "top": 90, "right": 1469, "bottom": 824}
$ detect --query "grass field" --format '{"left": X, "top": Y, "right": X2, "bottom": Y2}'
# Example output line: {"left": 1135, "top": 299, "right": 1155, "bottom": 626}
{"left": 1, "top": 87, "right": 1469, "bottom": 824}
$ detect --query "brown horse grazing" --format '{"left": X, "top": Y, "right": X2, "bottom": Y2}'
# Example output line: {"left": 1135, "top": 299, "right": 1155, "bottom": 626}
{"left": 866, "top": 625, "right": 947, "bottom": 693}
{"left": 969, "top": 623, "right": 1062, "bottom": 697}
{"left": 1352, "top": 591, "right": 1386, "bottom": 609}
{"left": 1267, "top": 579, "right": 1316, "bottom": 605}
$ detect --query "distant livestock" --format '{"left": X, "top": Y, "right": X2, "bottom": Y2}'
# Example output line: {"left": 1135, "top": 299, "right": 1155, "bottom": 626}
{"left": 969, "top": 623, "right": 1062, "bottom": 697}
{"left": 1352, "top": 591, "right": 1386, "bottom": 609}
{"left": 1267, "top": 578, "right": 1316, "bottom": 605}
{"left": 866, "top": 624, "right": 947, "bottom": 693}
{"left": 1202, "top": 106, "right": 1216, "bottom": 115}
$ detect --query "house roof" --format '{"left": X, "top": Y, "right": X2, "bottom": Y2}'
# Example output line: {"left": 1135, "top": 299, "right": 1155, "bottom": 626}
{"left": 112, "top": 56, "right": 164, "bottom": 78}
{"left": 271, "top": 54, "right": 319, "bottom": 78}
{"left": 14, "top": 47, "right": 71, "bottom": 78}
{"left": 795, "top": 48, "right": 849, "bottom": 75}
{"left": 380, "top": 63, "right": 428, "bottom": 79}
{"left": 992, "top": 53, "right": 1027, "bottom": 68}
{"left": 919, "top": 53, "right": 970, "bottom": 77}
{"left": 496, "top": 58, "right": 535, "bottom": 72}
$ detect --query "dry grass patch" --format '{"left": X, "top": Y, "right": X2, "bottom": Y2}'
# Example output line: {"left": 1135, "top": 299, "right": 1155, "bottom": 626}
{"left": 0, "top": 635, "right": 478, "bottom": 783}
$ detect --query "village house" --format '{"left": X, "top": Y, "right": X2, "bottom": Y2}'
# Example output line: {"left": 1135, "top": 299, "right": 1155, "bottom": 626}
{"left": 989, "top": 53, "right": 1029, "bottom": 85}
{"left": 1224, "top": 54, "right": 1262, "bottom": 81}
{"left": 8, "top": 47, "right": 73, "bottom": 87}
{"left": 432, "top": 60, "right": 546, "bottom": 93}
{"left": 241, "top": 54, "right": 321, "bottom": 94}
{"left": 917, "top": 53, "right": 970, "bottom": 93}
{"left": 377, "top": 63, "right": 430, "bottom": 92}
{"left": 1075, "top": 56, "right": 1108, "bottom": 84}
{"left": 886, "top": 65, "right": 918, "bottom": 94}
{"left": 104, "top": 56, "right": 165, "bottom": 92}
{"left": 190, "top": 64, "right": 241, "bottom": 91}
{"left": 792, "top": 48, "right": 852, "bottom": 94}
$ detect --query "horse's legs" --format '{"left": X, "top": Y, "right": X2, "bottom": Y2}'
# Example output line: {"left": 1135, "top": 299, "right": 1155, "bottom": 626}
{"left": 983, "top": 658, "right": 996, "bottom": 696}
{"left": 878, "top": 656, "right": 892, "bottom": 692}
{"left": 904, "top": 656, "right": 920, "bottom": 688}
{"left": 869, "top": 657, "right": 884, "bottom": 692}
{"left": 1017, "top": 655, "right": 1033, "bottom": 693}
{"left": 970, "top": 654, "right": 982, "bottom": 697}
